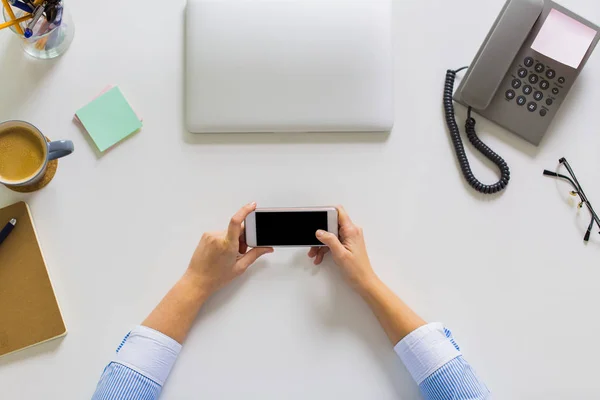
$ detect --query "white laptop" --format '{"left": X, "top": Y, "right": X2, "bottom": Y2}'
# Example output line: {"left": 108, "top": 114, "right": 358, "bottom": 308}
{"left": 185, "top": 0, "right": 394, "bottom": 133}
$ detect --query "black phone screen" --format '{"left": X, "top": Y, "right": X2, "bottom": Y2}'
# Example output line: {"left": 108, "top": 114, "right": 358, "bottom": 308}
{"left": 255, "top": 211, "right": 328, "bottom": 246}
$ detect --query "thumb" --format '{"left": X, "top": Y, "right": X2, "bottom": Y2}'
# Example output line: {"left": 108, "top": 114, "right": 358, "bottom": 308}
{"left": 237, "top": 247, "right": 274, "bottom": 272}
{"left": 316, "top": 230, "right": 345, "bottom": 255}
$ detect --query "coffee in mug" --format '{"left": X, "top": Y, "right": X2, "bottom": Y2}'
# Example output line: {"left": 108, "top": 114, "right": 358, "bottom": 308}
{"left": 0, "top": 121, "right": 74, "bottom": 188}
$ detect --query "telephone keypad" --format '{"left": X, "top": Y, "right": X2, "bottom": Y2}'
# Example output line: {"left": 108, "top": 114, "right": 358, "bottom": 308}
{"left": 527, "top": 102, "right": 538, "bottom": 112}
{"left": 535, "top": 63, "right": 545, "bottom": 73}
{"left": 511, "top": 56, "right": 563, "bottom": 118}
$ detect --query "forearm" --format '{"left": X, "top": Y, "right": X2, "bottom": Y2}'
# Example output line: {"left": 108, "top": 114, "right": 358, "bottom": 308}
{"left": 357, "top": 276, "right": 427, "bottom": 344}
{"left": 93, "top": 203, "right": 268, "bottom": 399}
{"left": 360, "top": 277, "right": 491, "bottom": 399}
{"left": 92, "top": 274, "right": 203, "bottom": 399}
{"left": 142, "top": 271, "right": 210, "bottom": 344}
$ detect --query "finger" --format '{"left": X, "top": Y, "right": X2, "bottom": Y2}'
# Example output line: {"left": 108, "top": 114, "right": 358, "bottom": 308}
{"left": 336, "top": 205, "right": 353, "bottom": 226}
{"left": 314, "top": 247, "right": 330, "bottom": 265}
{"left": 227, "top": 202, "right": 257, "bottom": 243}
{"left": 236, "top": 247, "right": 274, "bottom": 272}
{"left": 239, "top": 222, "right": 248, "bottom": 254}
{"left": 308, "top": 247, "right": 319, "bottom": 258}
{"left": 314, "top": 247, "right": 329, "bottom": 264}
{"left": 239, "top": 240, "right": 248, "bottom": 255}
{"left": 316, "top": 230, "right": 345, "bottom": 255}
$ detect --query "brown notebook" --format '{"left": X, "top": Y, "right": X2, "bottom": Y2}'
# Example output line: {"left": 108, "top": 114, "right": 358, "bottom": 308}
{"left": 0, "top": 202, "right": 67, "bottom": 358}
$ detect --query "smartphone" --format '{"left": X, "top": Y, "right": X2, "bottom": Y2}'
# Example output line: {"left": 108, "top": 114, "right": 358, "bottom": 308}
{"left": 245, "top": 207, "right": 339, "bottom": 247}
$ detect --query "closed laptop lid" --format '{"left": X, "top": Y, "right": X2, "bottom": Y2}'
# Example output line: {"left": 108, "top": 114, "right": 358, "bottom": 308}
{"left": 185, "top": 0, "right": 394, "bottom": 133}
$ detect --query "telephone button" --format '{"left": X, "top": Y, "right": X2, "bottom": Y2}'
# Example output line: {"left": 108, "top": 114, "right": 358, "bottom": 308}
{"left": 528, "top": 74, "right": 539, "bottom": 84}
{"left": 524, "top": 57, "right": 534, "bottom": 67}
{"left": 527, "top": 102, "right": 538, "bottom": 112}
{"left": 522, "top": 85, "right": 533, "bottom": 95}
{"left": 558, "top": 77, "right": 566, "bottom": 84}
{"left": 517, "top": 68, "right": 528, "bottom": 78}
{"left": 546, "top": 69, "right": 556, "bottom": 79}
{"left": 540, "top": 80, "right": 550, "bottom": 90}
{"left": 552, "top": 88, "right": 560, "bottom": 95}
{"left": 540, "top": 109, "right": 548, "bottom": 117}
{"left": 535, "top": 63, "right": 545, "bottom": 73}
{"left": 533, "top": 91, "right": 544, "bottom": 101}
{"left": 511, "top": 79, "right": 522, "bottom": 89}
{"left": 505, "top": 90, "right": 516, "bottom": 100}
{"left": 516, "top": 96, "right": 527, "bottom": 106}
{"left": 546, "top": 98, "right": 553, "bottom": 106}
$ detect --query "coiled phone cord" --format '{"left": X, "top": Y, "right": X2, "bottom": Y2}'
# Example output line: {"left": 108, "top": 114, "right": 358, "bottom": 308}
{"left": 443, "top": 67, "right": 511, "bottom": 194}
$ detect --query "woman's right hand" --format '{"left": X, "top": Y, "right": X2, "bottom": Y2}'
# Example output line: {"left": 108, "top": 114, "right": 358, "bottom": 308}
{"left": 308, "top": 206, "right": 377, "bottom": 290}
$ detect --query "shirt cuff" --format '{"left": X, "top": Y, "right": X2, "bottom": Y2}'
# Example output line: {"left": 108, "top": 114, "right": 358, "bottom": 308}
{"left": 394, "top": 322, "right": 462, "bottom": 385}
{"left": 113, "top": 325, "right": 182, "bottom": 386}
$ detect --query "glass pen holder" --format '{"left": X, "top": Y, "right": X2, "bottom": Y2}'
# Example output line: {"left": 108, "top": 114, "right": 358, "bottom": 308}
{"left": 2, "top": 0, "right": 74, "bottom": 59}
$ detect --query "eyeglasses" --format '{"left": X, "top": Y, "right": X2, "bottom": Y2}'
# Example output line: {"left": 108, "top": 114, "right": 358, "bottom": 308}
{"left": 543, "top": 157, "right": 600, "bottom": 242}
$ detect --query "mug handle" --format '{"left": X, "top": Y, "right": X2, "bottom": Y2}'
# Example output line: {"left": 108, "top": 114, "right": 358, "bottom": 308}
{"left": 48, "top": 140, "right": 74, "bottom": 161}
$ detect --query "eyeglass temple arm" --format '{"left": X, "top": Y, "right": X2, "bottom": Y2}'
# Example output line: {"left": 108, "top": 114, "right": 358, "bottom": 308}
{"left": 543, "top": 170, "right": 579, "bottom": 192}
{"left": 583, "top": 202, "right": 600, "bottom": 238}
{"left": 584, "top": 220, "right": 593, "bottom": 242}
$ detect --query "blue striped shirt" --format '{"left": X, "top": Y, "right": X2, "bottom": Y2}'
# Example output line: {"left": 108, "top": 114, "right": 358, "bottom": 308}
{"left": 92, "top": 323, "right": 490, "bottom": 399}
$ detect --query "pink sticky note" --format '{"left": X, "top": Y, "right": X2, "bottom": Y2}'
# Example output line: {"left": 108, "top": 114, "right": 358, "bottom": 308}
{"left": 531, "top": 9, "right": 598, "bottom": 69}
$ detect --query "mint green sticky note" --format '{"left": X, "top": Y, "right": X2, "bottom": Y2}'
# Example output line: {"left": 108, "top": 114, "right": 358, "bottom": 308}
{"left": 76, "top": 87, "right": 142, "bottom": 152}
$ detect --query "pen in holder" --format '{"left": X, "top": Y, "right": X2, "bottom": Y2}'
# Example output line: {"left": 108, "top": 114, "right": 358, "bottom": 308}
{"left": 1, "top": 0, "right": 74, "bottom": 59}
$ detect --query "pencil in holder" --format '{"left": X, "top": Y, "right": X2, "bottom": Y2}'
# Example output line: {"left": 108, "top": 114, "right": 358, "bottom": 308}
{"left": 1, "top": 0, "right": 74, "bottom": 59}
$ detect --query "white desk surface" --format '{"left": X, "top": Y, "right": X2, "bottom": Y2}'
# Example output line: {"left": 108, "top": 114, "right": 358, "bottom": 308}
{"left": 1, "top": 0, "right": 599, "bottom": 399}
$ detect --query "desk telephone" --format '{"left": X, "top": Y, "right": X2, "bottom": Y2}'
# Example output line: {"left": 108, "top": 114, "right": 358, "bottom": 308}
{"left": 444, "top": 0, "right": 600, "bottom": 194}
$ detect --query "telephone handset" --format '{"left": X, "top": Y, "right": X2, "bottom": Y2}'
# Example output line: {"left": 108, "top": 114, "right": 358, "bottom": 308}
{"left": 444, "top": 0, "right": 600, "bottom": 194}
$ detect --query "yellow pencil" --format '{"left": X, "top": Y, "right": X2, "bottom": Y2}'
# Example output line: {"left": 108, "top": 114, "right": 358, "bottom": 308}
{"left": 34, "top": 35, "right": 48, "bottom": 50}
{"left": 0, "top": 13, "right": 31, "bottom": 32}
{"left": 1, "top": 0, "right": 24, "bottom": 35}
